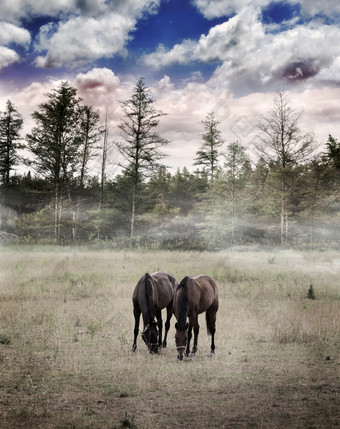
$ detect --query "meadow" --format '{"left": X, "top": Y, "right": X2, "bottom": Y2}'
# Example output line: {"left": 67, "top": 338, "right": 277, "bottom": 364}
{"left": 0, "top": 247, "right": 339, "bottom": 428}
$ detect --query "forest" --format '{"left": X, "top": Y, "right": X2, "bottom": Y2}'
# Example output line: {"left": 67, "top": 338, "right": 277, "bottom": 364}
{"left": 0, "top": 78, "right": 339, "bottom": 249}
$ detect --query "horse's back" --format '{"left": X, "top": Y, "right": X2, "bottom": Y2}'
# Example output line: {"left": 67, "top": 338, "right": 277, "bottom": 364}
{"left": 192, "top": 275, "right": 219, "bottom": 312}
{"left": 151, "top": 271, "right": 176, "bottom": 308}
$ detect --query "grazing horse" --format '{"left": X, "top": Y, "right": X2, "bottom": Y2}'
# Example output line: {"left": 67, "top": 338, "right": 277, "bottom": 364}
{"left": 173, "top": 275, "right": 219, "bottom": 360}
{"left": 132, "top": 271, "right": 177, "bottom": 353}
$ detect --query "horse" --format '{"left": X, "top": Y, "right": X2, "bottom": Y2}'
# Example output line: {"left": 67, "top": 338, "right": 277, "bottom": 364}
{"left": 173, "top": 275, "right": 219, "bottom": 360}
{"left": 132, "top": 271, "right": 178, "bottom": 353}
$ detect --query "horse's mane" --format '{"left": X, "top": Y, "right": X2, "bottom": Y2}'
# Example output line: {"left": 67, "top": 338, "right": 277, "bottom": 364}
{"left": 177, "top": 276, "right": 189, "bottom": 329}
{"left": 144, "top": 272, "right": 154, "bottom": 323}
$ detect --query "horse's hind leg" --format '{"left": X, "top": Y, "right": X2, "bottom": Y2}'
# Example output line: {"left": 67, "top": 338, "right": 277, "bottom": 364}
{"left": 206, "top": 308, "right": 217, "bottom": 354}
{"left": 162, "top": 304, "right": 173, "bottom": 349}
{"left": 132, "top": 305, "right": 141, "bottom": 352}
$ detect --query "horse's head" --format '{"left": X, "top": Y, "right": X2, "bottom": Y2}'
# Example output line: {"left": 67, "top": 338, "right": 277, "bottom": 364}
{"left": 141, "top": 321, "right": 159, "bottom": 353}
{"left": 175, "top": 322, "right": 188, "bottom": 360}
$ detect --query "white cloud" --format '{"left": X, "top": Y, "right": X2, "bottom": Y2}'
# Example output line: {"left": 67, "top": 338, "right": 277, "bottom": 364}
{"left": 32, "top": 0, "right": 160, "bottom": 68}
{"left": 192, "top": 0, "right": 340, "bottom": 21}
{"left": 192, "top": 0, "right": 269, "bottom": 19}
{"left": 142, "top": 8, "right": 263, "bottom": 69}
{"left": 0, "top": 0, "right": 102, "bottom": 23}
{"left": 74, "top": 67, "right": 123, "bottom": 108}
{"left": 0, "top": 0, "right": 160, "bottom": 70}
{"left": 35, "top": 13, "right": 134, "bottom": 68}
{"left": 0, "top": 46, "right": 20, "bottom": 69}
{"left": 0, "top": 22, "right": 31, "bottom": 47}
{"left": 143, "top": 7, "right": 340, "bottom": 95}
{"left": 298, "top": 0, "right": 340, "bottom": 18}
{"left": 0, "top": 21, "right": 31, "bottom": 70}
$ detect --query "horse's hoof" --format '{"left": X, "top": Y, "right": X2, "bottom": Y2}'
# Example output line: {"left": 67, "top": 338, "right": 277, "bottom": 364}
{"left": 210, "top": 351, "right": 215, "bottom": 357}
{"left": 132, "top": 345, "right": 137, "bottom": 352}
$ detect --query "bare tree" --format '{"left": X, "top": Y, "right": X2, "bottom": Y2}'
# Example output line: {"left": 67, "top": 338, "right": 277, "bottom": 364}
{"left": 256, "top": 91, "right": 315, "bottom": 243}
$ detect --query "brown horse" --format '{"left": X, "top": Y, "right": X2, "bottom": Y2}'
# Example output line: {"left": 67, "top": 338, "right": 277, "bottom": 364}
{"left": 132, "top": 271, "right": 177, "bottom": 353}
{"left": 173, "top": 275, "right": 219, "bottom": 360}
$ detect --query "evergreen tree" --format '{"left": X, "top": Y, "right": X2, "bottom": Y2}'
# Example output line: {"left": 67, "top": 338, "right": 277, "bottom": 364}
{"left": 325, "top": 134, "right": 340, "bottom": 172}
{"left": 0, "top": 100, "right": 23, "bottom": 186}
{"left": 0, "top": 100, "right": 23, "bottom": 232}
{"left": 194, "top": 111, "right": 224, "bottom": 182}
{"left": 224, "top": 141, "right": 250, "bottom": 242}
{"left": 26, "top": 82, "right": 82, "bottom": 243}
{"left": 116, "top": 78, "right": 169, "bottom": 239}
{"left": 73, "top": 104, "right": 100, "bottom": 241}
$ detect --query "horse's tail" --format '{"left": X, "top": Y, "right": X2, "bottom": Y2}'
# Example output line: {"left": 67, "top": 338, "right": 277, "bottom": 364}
{"left": 144, "top": 272, "right": 154, "bottom": 323}
{"left": 177, "top": 276, "right": 189, "bottom": 329}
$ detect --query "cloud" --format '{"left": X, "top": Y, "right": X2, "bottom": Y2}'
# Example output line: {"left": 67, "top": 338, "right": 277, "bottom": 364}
{"left": 34, "top": 13, "right": 134, "bottom": 68}
{"left": 192, "top": 0, "right": 269, "bottom": 19}
{"left": 0, "top": 0, "right": 160, "bottom": 70}
{"left": 32, "top": 0, "right": 160, "bottom": 68}
{"left": 298, "top": 0, "right": 340, "bottom": 18}
{"left": 0, "top": 0, "right": 102, "bottom": 23}
{"left": 0, "top": 22, "right": 31, "bottom": 47}
{"left": 143, "top": 7, "right": 340, "bottom": 95}
{"left": 74, "top": 67, "right": 123, "bottom": 108}
{"left": 0, "top": 46, "right": 20, "bottom": 70}
{"left": 0, "top": 21, "right": 31, "bottom": 70}
{"left": 192, "top": 0, "right": 340, "bottom": 20}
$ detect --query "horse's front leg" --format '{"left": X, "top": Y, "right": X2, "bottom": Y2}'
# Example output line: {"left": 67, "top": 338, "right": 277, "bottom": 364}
{"left": 156, "top": 309, "right": 163, "bottom": 349}
{"left": 192, "top": 318, "right": 199, "bottom": 355}
{"left": 162, "top": 304, "right": 173, "bottom": 349}
{"left": 186, "top": 324, "right": 193, "bottom": 357}
{"left": 132, "top": 305, "right": 141, "bottom": 352}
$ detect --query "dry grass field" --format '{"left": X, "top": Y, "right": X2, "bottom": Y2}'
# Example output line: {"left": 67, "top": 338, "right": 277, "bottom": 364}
{"left": 0, "top": 247, "right": 339, "bottom": 428}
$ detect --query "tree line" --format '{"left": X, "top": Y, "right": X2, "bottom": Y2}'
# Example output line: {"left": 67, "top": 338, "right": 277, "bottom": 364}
{"left": 0, "top": 79, "right": 339, "bottom": 249}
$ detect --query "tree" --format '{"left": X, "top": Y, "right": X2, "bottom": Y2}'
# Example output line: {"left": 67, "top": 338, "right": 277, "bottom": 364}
{"left": 224, "top": 141, "right": 250, "bottom": 242}
{"left": 0, "top": 100, "right": 23, "bottom": 186}
{"left": 256, "top": 91, "right": 315, "bottom": 244}
{"left": 72, "top": 104, "right": 100, "bottom": 241}
{"left": 26, "top": 82, "right": 82, "bottom": 243}
{"left": 0, "top": 100, "right": 24, "bottom": 232}
{"left": 194, "top": 111, "right": 224, "bottom": 182}
{"left": 116, "top": 78, "right": 169, "bottom": 239}
{"left": 325, "top": 134, "right": 340, "bottom": 171}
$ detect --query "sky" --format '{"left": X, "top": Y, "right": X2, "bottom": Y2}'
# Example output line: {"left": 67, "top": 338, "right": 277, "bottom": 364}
{"left": 0, "top": 0, "right": 340, "bottom": 175}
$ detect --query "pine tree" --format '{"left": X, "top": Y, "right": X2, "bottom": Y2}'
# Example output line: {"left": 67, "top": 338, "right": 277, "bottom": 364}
{"left": 224, "top": 141, "right": 250, "bottom": 242}
{"left": 116, "top": 78, "right": 169, "bottom": 239}
{"left": 0, "top": 100, "right": 23, "bottom": 186}
{"left": 26, "top": 82, "right": 82, "bottom": 243}
{"left": 194, "top": 111, "right": 224, "bottom": 183}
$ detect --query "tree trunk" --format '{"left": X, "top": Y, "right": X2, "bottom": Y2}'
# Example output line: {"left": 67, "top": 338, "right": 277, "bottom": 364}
{"left": 280, "top": 195, "right": 285, "bottom": 245}
{"left": 130, "top": 183, "right": 136, "bottom": 239}
{"left": 54, "top": 183, "right": 59, "bottom": 243}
